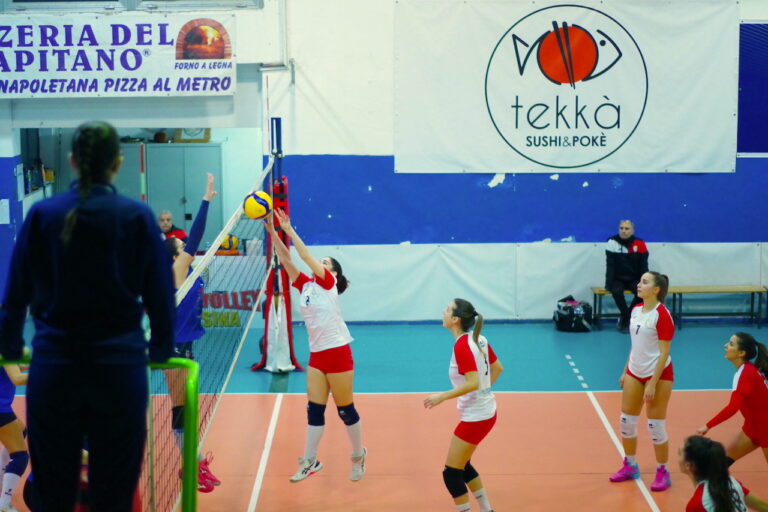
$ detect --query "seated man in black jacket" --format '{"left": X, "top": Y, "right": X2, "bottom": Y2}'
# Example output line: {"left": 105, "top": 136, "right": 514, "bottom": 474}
{"left": 605, "top": 220, "right": 648, "bottom": 332}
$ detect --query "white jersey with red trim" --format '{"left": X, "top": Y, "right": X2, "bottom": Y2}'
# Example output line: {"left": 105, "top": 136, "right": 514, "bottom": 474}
{"left": 686, "top": 477, "right": 749, "bottom": 512}
{"left": 628, "top": 302, "right": 674, "bottom": 378}
{"left": 292, "top": 269, "right": 353, "bottom": 353}
{"left": 449, "top": 333, "right": 498, "bottom": 422}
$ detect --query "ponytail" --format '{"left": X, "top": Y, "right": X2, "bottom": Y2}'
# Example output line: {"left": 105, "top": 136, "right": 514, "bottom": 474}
{"left": 325, "top": 257, "right": 349, "bottom": 294}
{"left": 648, "top": 271, "right": 669, "bottom": 303}
{"left": 61, "top": 121, "right": 120, "bottom": 245}
{"left": 683, "top": 436, "right": 740, "bottom": 512}
{"left": 734, "top": 332, "right": 768, "bottom": 376}
{"left": 453, "top": 298, "right": 485, "bottom": 354}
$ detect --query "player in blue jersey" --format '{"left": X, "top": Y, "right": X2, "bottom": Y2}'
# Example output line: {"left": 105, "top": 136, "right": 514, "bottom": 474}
{"left": 163, "top": 173, "right": 219, "bottom": 492}
{"left": 0, "top": 364, "right": 28, "bottom": 512}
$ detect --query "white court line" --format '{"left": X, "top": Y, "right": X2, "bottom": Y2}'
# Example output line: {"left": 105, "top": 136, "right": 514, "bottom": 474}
{"left": 247, "top": 393, "right": 283, "bottom": 512}
{"left": 585, "top": 391, "right": 660, "bottom": 512}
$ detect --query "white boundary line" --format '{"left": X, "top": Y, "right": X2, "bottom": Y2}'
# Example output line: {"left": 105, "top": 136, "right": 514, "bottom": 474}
{"left": 584, "top": 391, "right": 661, "bottom": 512}
{"left": 247, "top": 393, "right": 283, "bottom": 512}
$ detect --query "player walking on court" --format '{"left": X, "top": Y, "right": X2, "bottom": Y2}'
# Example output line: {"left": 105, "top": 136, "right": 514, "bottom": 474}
{"left": 164, "top": 173, "right": 220, "bottom": 492}
{"left": 264, "top": 209, "right": 366, "bottom": 483}
{"left": 680, "top": 435, "right": 768, "bottom": 512}
{"left": 0, "top": 365, "right": 28, "bottom": 512}
{"left": 424, "top": 299, "right": 503, "bottom": 512}
{"left": 696, "top": 332, "right": 768, "bottom": 467}
{"left": 610, "top": 271, "right": 675, "bottom": 491}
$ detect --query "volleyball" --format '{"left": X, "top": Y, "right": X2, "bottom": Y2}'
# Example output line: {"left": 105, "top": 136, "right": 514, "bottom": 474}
{"left": 220, "top": 234, "right": 239, "bottom": 251}
{"left": 243, "top": 191, "right": 273, "bottom": 220}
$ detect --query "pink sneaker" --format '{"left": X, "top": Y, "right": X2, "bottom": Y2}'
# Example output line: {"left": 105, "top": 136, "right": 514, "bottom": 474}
{"left": 609, "top": 458, "right": 640, "bottom": 482}
{"left": 650, "top": 466, "right": 671, "bottom": 491}
{"left": 199, "top": 452, "right": 221, "bottom": 487}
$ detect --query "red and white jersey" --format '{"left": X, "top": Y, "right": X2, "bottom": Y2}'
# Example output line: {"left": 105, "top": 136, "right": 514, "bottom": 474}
{"left": 449, "top": 333, "right": 498, "bottom": 422}
{"left": 686, "top": 477, "right": 749, "bottom": 512}
{"left": 292, "top": 268, "right": 353, "bottom": 353}
{"left": 628, "top": 303, "right": 674, "bottom": 378}
{"left": 706, "top": 361, "right": 768, "bottom": 429}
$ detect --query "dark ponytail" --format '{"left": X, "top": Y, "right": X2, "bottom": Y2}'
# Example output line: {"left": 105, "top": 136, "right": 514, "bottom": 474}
{"left": 452, "top": 298, "right": 485, "bottom": 353}
{"left": 648, "top": 271, "right": 669, "bottom": 303}
{"left": 61, "top": 121, "right": 120, "bottom": 244}
{"left": 683, "top": 436, "right": 740, "bottom": 512}
{"left": 325, "top": 257, "right": 348, "bottom": 294}
{"left": 734, "top": 332, "right": 768, "bottom": 376}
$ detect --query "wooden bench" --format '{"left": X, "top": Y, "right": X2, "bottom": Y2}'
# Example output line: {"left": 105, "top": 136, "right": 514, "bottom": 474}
{"left": 591, "top": 285, "right": 767, "bottom": 329}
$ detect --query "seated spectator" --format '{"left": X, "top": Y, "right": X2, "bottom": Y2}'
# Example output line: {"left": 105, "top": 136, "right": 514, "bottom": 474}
{"left": 159, "top": 210, "right": 188, "bottom": 243}
{"left": 605, "top": 220, "right": 648, "bottom": 332}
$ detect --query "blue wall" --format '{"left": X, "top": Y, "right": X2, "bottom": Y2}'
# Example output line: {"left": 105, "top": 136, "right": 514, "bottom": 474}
{"left": 282, "top": 155, "right": 765, "bottom": 245}
{"left": 0, "top": 156, "right": 22, "bottom": 297}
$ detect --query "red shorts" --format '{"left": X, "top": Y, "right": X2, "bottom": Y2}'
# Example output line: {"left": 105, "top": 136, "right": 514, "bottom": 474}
{"left": 743, "top": 422, "right": 768, "bottom": 448}
{"left": 626, "top": 363, "right": 674, "bottom": 384}
{"left": 308, "top": 344, "right": 354, "bottom": 374}
{"left": 454, "top": 413, "right": 497, "bottom": 445}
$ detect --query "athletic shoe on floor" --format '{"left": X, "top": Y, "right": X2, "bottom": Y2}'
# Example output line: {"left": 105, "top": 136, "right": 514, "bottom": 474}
{"left": 290, "top": 457, "right": 323, "bottom": 482}
{"left": 199, "top": 451, "right": 221, "bottom": 486}
{"left": 650, "top": 466, "right": 671, "bottom": 491}
{"left": 609, "top": 458, "right": 640, "bottom": 482}
{"left": 349, "top": 447, "right": 367, "bottom": 482}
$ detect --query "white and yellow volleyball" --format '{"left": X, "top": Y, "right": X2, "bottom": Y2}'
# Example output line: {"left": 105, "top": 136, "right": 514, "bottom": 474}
{"left": 243, "top": 191, "right": 273, "bottom": 220}
{"left": 220, "top": 234, "right": 239, "bottom": 251}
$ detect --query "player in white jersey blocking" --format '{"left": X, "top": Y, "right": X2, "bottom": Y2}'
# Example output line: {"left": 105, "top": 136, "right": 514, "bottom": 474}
{"left": 610, "top": 271, "right": 675, "bottom": 491}
{"left": 680, "top": 435, "right": 768, "bottom": 512}
{"left": 424, "top": 299, "right": 503, "bottom": 512}
{"left": 264, "top": 209, "right": 366, "bottom": 483}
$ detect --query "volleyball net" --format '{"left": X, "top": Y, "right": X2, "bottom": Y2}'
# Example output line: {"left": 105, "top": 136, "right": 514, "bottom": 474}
{"left": 139, "top": 155, "right": 276, "bottom": 512}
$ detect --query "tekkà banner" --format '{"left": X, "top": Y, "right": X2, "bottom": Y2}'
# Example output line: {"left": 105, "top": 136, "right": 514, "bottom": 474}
{"left": 394, "top": 0, "right": 738, "bottom": 173}
{"left": 0, "top": 12, "right": 236, "bottom": 98}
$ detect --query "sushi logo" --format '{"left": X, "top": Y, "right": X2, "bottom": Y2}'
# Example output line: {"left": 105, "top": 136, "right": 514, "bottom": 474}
{"left": 485, "top": 6, "right": 648, "bottom": 168}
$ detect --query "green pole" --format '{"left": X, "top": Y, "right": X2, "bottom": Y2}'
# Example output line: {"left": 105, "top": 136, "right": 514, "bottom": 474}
{"left": 150, "top": 358, "right": 199, "bottom": 512}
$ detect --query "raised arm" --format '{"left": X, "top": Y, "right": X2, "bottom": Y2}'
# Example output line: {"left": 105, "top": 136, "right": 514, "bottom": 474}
{"left": 172, "top": 173, "right": 217, "bottom": 287}
{"left": 264, "top": 217, "right": 300, "bottom": 282}
{"left": 273, "top": 209, "right": 326, "bottom": 279}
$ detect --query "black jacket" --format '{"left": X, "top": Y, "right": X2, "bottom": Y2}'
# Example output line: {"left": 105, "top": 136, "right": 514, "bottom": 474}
{"left": 605, "top": 235, "right": 649, "bottom": 288}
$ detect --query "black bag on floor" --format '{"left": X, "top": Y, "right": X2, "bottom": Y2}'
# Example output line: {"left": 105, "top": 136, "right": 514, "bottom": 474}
{"left": 553, "top": 295, "right": 593, "bottom": 332}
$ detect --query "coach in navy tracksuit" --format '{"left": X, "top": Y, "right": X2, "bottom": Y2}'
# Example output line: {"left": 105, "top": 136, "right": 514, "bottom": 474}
{"left": 605, "top": 219, "right": 649, "bottom": 332}
{"left": 0, "top": 121, "right": 175, "bottom": 512}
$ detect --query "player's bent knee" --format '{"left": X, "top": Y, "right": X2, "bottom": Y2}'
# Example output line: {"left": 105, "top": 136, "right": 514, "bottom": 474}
{"left": 647, "top": 419, "right": 667, "bottom": 444}
{"left": 337, "top": 403, "right": 360, "bottom": 426}
{"left": 442, "top": 466, "right": 467, "bottom": 498}
{"left": 619, "top": 413, "right": 639, "bottom": 439}
{"left": 463, "top": 461, "right": 479, "bottom": 483}
{"left": 307, "top": 401, "right": 327, "bottom": 427}
{"left": 6, "top": 451, "right": 29, "bottom": 475}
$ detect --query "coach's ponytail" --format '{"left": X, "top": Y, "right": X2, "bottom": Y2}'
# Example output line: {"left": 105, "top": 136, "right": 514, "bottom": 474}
{"left": 648, "top": 271, "right": 669, "bottom": 303}
{"left": 61, "top": 121, "right": 121, "bottom": 245}
{"left": 734, "top": 332, "right": 768, "bottom": 377}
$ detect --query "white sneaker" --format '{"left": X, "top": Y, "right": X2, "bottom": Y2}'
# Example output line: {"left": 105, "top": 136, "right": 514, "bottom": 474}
{"left": 290, "top": 457, "right": 323, "bottom": 482}
{"left": 349, "top": 447, "right": 367, "bottom": 482}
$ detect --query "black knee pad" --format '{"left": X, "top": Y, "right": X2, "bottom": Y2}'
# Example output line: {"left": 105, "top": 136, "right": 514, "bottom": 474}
{"left": 442, "top": 466, "right": 467, "bottom": 498}
{"left": 307, "top": 402, "right": 326, "bottom": 427}
{"left": 463, "top": 461, "right": 479, "bottom": 483}
{"left": 172, "top": 405, "right": 184, "bottom": 430}
{"left": 337, "top": 403, "right": 360, "bottom": 426}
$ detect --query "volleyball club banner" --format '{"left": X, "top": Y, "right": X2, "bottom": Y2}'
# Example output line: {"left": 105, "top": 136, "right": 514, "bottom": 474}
{"left": 394, "top": 0, "right": 738, "bottom": 173}
{"left": 0, "top": 12, "right": 236, "bottom": 98}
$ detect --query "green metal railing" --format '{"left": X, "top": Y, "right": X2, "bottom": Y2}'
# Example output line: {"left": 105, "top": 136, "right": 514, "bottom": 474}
{"left": 0, "top": 351, "right": 199, "bottom": 512}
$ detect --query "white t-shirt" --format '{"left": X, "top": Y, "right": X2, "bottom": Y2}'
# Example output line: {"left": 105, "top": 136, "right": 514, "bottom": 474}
{"left": 292, "top": 268, "right": 353, "bottom": 353}
{"left": 687, "top": 476, "right": 749, "bottom": 512}
{"left": 449, "top": 333, "right": 498, "bottom": 422}
{"left": 628, "top": 303, "right": 674, "bottom": 378}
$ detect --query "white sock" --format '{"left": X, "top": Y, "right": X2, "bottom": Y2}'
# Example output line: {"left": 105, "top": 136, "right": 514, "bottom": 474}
{"left": 173, "top": 429, "right": 184, "bottom": 455}
{"left": 473, "top": 488, "right": 492, "bottom": 512}
{"left": 454, "top": 503, "right": 471, "bottom": 512}
{"left": 303, "top": 425, "right": 324, "bottom": 460}
{"left": 626, "top": 455, "right": 637, "bottom": 465}
{"left": 345, "top": 421, "right": 364, "bottom": 457}
{"left": 0, "top": 449, "right": 8, "bottom": 473}
{"left": 0, "top": 472, "right": 20, "bottom": 507}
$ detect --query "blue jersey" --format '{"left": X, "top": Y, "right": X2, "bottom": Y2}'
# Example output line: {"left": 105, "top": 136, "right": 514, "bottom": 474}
{"left": 175, "top": 275, "right": 205, "bottom": 344}
{"left": 0, "top": 368, "right": 16, "bottom": 413}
